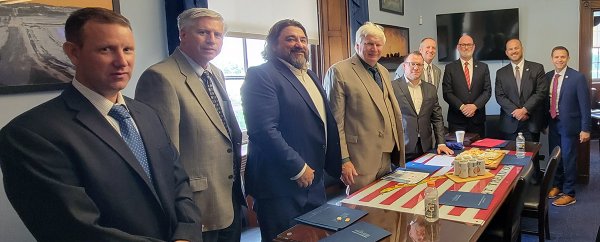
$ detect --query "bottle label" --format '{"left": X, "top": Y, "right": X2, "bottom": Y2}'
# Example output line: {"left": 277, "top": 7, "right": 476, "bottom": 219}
{"left": 425, "top": 200, "right": 438, "bottom": 220}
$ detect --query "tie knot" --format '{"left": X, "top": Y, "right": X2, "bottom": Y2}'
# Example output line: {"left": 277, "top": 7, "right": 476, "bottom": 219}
{"left": 464, "top": 62, "right": 469, "bottom": 67}
{"left": 515, "top": 66, "right": 520, "bottom": 71}
{"left": 554, "top": 73, "right": 561, "bottom": 78}
{"left": 368, "top": 67, "right": 377, "bottom": 74}
{"left": 108, "top": 105, "right": 131, "bottom": 121}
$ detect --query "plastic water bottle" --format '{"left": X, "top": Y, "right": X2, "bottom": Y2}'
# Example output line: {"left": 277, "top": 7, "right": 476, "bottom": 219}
{"left": 516, "top": 132, "right": 525, "bottom": 158}
{"left": 424, "top": 181, "right": 439, "bottom": 222}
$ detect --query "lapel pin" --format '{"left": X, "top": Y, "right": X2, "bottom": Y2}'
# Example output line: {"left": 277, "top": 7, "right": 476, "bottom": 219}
{"left": 475, "top": 65, "right": 478, "bottom": 68}
{"left": 565, "top": 75, "right": 569, "bottom": 79}
{"left": 526, "top": 68, "right": 529, "bottom": 72}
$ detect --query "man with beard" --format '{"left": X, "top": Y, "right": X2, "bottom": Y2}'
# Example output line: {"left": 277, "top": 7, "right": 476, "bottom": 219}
{"left": 495, "top": 38, "right": 547, "bottom": 142}
{"left": 395, "top": 38, "right": 442, "bottom": 90}
{"left": 135, "top": 8, "right": 244, "bottom": 242}
{"left": 442, "top": 34, "right": 491, "bottom": 137}
{"left": 392, "top": 51, "right": 453, "bottom": 161}
{"left": 241, "top": 19, "right": 341, "bottom": 241}
{"left": 324, "top": 22, "right": 405, "bottom": 194}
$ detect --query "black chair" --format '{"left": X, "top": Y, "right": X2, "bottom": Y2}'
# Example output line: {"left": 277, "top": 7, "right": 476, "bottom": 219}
{"left": 478, "top": 163, "right": 533, "bottom": 242}
{"left": 521, "top": 146, "right": 561, "bottom": 242}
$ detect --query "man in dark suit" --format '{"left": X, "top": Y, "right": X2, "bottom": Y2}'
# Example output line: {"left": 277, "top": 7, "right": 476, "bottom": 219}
{"left": 442, "top": 34, "right": 492, "bottom": 137}
{"left": 0, "top": 8, "right": 202, "bottom": 241}
{"left": 136, "top": 8, "right": 243, "bottom": 242}
{"left": 393, "top": 51, "right": 453, "bottom": 161}
{"left": 495, "top": 38, "right": 548, "bottom": 142}
{"left": 546, "top": 46, "right": 591, "bottom": 207}
{"left": 241, "top": 19, "right": 341, "bottom": 241}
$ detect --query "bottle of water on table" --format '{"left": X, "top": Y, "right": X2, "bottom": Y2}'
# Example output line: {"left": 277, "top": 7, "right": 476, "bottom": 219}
{"left": 516, "top": 132, "right": 525, "bottom": 158}
{"left": 424, "top": 181, "right": 439, "bottom": 222}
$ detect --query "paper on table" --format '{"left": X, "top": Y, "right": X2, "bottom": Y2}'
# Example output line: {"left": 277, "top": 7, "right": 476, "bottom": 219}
{"left": 382, "top": 170, "right": 429, "bottom": 184}
{"left": 425, "top": 155, "right": 455, "bottom": 167}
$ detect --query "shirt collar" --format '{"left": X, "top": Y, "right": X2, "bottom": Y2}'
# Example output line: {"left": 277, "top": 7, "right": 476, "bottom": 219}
{"left": 405, "top": 77, "right": 422, "bottom": 87}
{"left": 510, "top": 59, "right": 524, "bottom": 70}
{"left": 180, "top": 50, "right": 212, "bottom": 77}
{"left": 278, "top": 58, "right": 307, "bottom": 75}
{"left": 72, "top": 78, "right": 127, "bottom": 115}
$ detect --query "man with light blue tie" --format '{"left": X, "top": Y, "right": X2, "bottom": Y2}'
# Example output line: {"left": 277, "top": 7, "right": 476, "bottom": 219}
{"left": 0, "top": 8, "right": 202, "bottom": 241}
{"left": 546, "top": 46, "right": 591, "bottom": 207}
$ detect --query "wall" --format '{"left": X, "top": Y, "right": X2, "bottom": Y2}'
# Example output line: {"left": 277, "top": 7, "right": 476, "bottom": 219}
{"left": 0, "top": 0, "right": 168, "bottom": 240}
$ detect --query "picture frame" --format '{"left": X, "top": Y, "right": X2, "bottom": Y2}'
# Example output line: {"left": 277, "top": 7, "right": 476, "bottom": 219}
{"left": 379, "top": 0, "right": 404, "bottom": 16}
{"left": 0, "top": 0, "right": 120, "bottom": 94}
{"left": 377, "top": 24, "right": 409, "bottom": 71}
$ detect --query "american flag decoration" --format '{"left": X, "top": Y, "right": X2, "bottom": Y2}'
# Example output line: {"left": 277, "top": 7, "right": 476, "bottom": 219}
{"left": 341, "top": 153, "right": 522, "bottom": 225}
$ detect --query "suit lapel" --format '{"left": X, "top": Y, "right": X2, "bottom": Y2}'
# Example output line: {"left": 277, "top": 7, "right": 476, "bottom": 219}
{"left": 63, "top": 87, "right": 161, "bottom": 202}
{"left": 520, "top": 61, "right": 533, "bottom": 98}
{"left": 173, "top": 50, "right": 230, "bottom": 139}
{"left": 350, "top": 55, "right": 386, "bottom": 115}
{"left": 273, "top": 59, "right": 321, "bottom": 120}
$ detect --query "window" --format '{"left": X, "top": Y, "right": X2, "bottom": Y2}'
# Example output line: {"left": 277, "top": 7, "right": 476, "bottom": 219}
{"left": 592, "top": 11, "right": 600, "bottom": 81}
{"left": 212, "top": 37, "right": 267, "bottom": 134}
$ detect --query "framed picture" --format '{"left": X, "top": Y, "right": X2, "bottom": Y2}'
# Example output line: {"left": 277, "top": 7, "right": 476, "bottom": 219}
{"left": 380, "top": 0, "right": 404, "bottom": 15}
{"left": 0, "top": 0, "right": 120, "bottom": 94}
{"left": 378, "top": 24, "right": 409, "bottom": 71}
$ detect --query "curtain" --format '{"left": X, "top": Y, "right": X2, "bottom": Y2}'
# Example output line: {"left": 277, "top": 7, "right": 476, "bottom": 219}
{"left": 165, "top": 0, "right": 208, "bottom": 54}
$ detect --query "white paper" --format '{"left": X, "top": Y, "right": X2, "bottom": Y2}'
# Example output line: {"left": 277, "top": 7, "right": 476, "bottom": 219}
{"left": 381, "top": 170, "right": 430, "bottom": 184}
{"left": 425, "top": 155, "right": 455, "bottom": 167}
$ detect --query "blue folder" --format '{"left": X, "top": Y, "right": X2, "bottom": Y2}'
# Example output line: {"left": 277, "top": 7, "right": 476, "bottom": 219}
{"left": 295, "top": 203, "right": 368, "bottom": 231}
{"left": 399, "top": 161, "right": 442, "bottom": 174}
{"left": 501, "top": 154, "right": 529, "bottom": 166}
{"left": 319, "top": 222, "right": 391, "bottom": 242}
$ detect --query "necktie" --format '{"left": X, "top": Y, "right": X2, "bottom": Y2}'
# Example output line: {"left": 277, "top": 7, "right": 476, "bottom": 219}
{"left": 201, "top": 71, "right": 230, "bottom": 138}
{"left": 108, "top": 105, "right": 152, "bottom": 179}
{"left": 464, "top": 62, "right": 471, "bottom": 89}
{"left": 368, "top": 67, "right": 384, "bottom": 91}
{"left": 426, "top": 65, "right": 433, "bottom": 84}
{"left": 550, "top": 73, "right": 560, "bottom": 119}
{"left": 515, "top": 66, "right": 521, "bottom": 94}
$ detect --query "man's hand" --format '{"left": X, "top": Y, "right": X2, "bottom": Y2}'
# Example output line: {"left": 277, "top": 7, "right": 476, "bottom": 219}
{"left": 296, "top": 166, "right": 315, "bottom": 188}
{"left": 340, "top": 161, "right": 359, "bottom": 186}
{"left": 437, "top": 145, "right": 454, "bottom": 155}
{"left": 460, "top": 104, "right": 477, "bottom": 117}
{"left": 580, "top": 131, "right": 591, "bottom": 143}
{"left": 511, "top": 108, "right": 529, "bottom": 121}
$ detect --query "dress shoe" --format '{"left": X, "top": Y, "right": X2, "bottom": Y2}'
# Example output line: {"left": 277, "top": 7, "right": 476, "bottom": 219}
{"left": 547, "top": 187, "right": 562, "bottom": 199}
{"left": 552, "top": 195, "right": 576, "bottom": 207}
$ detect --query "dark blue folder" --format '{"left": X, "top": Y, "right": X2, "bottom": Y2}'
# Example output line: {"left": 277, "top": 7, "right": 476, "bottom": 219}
{"left": 318, "top": 222, "right": 391, "bottom": 242}
{"left": 295, "top": 203, "right": 368, "bottom": 231}
{"left": 439, "top": 191, "right": 494, "bottom": 209}
{"left": 501, "top": 154, "right": 529, "bottom": 166}
{"left": 400, "top": 161, "right": 442, "bottom": 174}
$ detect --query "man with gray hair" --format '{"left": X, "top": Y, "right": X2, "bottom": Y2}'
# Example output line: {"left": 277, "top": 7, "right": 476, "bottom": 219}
{"left": 324, "top": 22, "right": 405, "bottom": 194}
{"left": 136, "top": 8, "right": 244, "bottom": 242}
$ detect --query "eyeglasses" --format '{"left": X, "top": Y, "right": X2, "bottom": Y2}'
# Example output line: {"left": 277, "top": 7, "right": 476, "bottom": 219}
{"left": 405, "top": 62, "right": 424, "bottom": 68}
{"left": 458, "top": 43, "right": 474, "bottom": 48}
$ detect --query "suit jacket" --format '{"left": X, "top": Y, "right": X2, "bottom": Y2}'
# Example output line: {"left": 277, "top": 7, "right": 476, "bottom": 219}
{"left": 442, "top": 59, "right": 492, "bottom": 125}
{"left": 546, "top": 67, "right": 591, "bottom": 135}
{"left": 495, "top": 60, "right": 548, "bottom": 134}
{"left": 135, "top": 48, "right": 243, "bottom": 231}
{"left": 0, "top": 86, "right": 201, "bottom": 242}
{"left": 392, "top": 77, "right": 445, "bottom": 156}
{"left": 395, "top": 63, "right": 441, "bottom": 89}
{"left": 241, "top": 59, "right": 341, "bottom": 207}
{"left": 324, "top": 54, "right": 406, "bottom": 188}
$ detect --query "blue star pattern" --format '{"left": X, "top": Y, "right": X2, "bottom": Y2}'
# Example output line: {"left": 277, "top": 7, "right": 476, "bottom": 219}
{"left": 109, "top": 105, "right": 152, "bottom": 180}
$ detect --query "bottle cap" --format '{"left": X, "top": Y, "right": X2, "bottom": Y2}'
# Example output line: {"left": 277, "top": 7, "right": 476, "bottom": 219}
{"left": 427, "top": 181, "right": 435, "bottom": 187}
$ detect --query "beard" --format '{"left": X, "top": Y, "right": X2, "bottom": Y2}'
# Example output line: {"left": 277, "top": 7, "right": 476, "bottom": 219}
{"left": 279, "top": 47, "right": 308, "bottom": 69}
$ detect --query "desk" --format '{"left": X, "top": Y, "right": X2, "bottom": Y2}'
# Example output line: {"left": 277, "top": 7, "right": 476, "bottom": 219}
{"left": 275, "top": 142, "right": 541, "bottom": 242}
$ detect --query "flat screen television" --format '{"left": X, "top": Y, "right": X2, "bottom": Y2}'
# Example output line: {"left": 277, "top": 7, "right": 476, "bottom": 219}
{"left": 436, "top": 8, "right": 519, "bottom": 62}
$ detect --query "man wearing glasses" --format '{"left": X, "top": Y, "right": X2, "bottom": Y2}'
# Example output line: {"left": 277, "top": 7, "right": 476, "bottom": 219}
{"left": 442, "top": 34, "right": 491, "bottom": 137}
{"left": 324, "top": 22, "right": 405, "bottom": 194}
{"left": 392, "top": 51, "right": 454, "bottom": 161}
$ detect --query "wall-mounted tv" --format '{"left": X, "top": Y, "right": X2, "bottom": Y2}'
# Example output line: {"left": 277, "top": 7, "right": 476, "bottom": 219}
{"left": 436, "top": 8, "right": 519, "bottom": 62}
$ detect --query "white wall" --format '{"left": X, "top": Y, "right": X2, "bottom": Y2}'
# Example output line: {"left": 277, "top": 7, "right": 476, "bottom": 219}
{"left": 0, "top": 1, "right": 167, "bottom": 240}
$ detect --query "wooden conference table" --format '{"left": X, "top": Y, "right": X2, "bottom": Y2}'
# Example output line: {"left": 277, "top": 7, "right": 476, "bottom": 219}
{"left": 275, "top": 141, "right": 541, "bottom": 242}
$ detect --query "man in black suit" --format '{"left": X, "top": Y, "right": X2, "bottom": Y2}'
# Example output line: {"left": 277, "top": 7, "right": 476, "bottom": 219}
{"left": 0, "top": 8, "right": 202, "bottom": 241}
{"left": 442, "top": 34, "right": 492, "bottom": 137}
{"left": 393, "top": 51, "right": 453, "bottom": 161}
{"left": 495, "top": 38, "right": 548, "bottom": 142}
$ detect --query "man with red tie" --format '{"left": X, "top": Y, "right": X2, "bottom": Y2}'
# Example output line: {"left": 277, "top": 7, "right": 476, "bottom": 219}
{"left": 442, "top": 34, "right": 492, "bottom": 137}
{"left": 546, "top": 46, "right": 591, "bottom": 207}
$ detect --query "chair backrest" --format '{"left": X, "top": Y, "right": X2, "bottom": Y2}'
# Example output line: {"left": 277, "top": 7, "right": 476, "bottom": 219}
{"left": 503, "top": 164, "right": 533, "bottom": 241}
{"left": 539, "top": 147, "right": 561, "bottom": 205}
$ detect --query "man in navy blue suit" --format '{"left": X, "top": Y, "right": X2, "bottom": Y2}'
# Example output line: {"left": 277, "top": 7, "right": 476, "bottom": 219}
{"left": 546, "top": 46, "right": 591, "bottom": 207}
{"left": 241, "top": 19, "right": 342, "bottom": 241}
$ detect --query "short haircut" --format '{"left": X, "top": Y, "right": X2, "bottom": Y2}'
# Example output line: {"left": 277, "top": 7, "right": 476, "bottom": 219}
{"left": 177, "top": 8, "right": 225, "bottom": 32}
{"left": 65, "top": 7, "right": 131, "bottom": 47}
{"left": 262, "top": 19, "right": 307, "bottom": 60}
{"left": 356, "top": 22, "right": 386, "bottom": 44}
{"left": 551, "top": 46, "right": 569, "bottom": 56}
{"left": 505, "top": 38, "right": 521, "bottom": 46}
{"left": 420, "top": 37, "right": 435, "bottom": 43}
{"left": 404, "top": 51, "right": 423, "bottom": 63}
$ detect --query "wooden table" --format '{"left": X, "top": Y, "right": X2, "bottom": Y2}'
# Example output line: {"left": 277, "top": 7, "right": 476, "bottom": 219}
{"left": 275, "top": 141, "right": 541, "bottom": 242}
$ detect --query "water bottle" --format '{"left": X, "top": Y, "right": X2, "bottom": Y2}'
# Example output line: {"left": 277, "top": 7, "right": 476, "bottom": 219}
{"left": 516, "top": 132, "right": 525, "bottom": 158}
{"left": 424, "top": 181, "right": 439, "bottom": 222}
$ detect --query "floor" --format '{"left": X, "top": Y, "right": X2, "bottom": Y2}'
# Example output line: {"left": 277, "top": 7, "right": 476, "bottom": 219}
{"left": 241, "top": 140, "right": 600, "bottom": 242}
